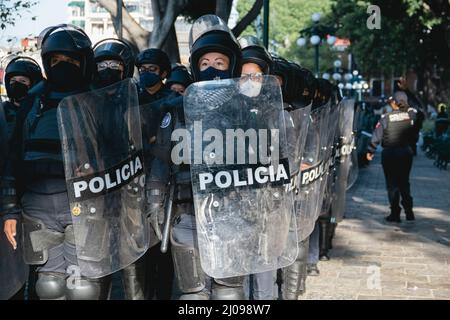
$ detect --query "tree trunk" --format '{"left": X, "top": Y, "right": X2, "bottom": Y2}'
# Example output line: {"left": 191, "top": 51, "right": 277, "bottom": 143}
{"left": 215, "top": 0, "right": 233, "bottom": 22}
{"left": 161, "top": 25, "right": 181, "bottom": 63}
{"left": 232, "top": 0, "right": 263, "bottom": 37}
{"left": 97, "top": 0, "right": 150, "bottom": 50}
{"left": 150, "top": 0, "right": 187, "bottom": 49}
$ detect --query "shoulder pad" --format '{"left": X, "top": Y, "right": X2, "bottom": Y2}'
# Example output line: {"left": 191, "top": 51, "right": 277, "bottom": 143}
{"left": 28, "top": 80, "right": 46, "bottom": 97}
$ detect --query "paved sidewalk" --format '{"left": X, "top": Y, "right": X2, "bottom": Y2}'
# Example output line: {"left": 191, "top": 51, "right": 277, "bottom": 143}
{"left": 300, "top": 149, "right": 450, "bottom": 300}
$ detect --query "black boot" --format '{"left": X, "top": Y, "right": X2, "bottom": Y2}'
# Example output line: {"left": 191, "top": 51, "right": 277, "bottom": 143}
{"left": 385, "top": 208, "right": 401, "bottom": 223}
{"left": 307, "top": 263, "right": 320, "bottom": 276}
{"left": 405, "top": 209, "right": 415, "bottom": 221}
{"left": 402, "top": 198, "right": 415, "bottom": 221}
{"left": 319, "top": 217, "right": 330, "bottom": 261}
{"left": 327, "top": 222, "right": 337, "bottom": 251}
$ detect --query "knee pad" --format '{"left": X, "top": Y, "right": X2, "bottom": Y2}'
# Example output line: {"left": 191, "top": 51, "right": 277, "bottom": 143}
{"left": 22, "top": 214, "right": 64, "bottom": 265}
{"left": 211, "top": 281, "right": 245, "bottom": 300}
{"left": 179, "top": 292, "right": 210, "bottom": 300}
{"left": 171, "top": 231, "right": 206, "bottom": 294}
{"left": 297, "top": 238, "right": 309, "bottom": 261}
{"left": 35, "top": 272, "right": 66, "bottom": 300}
{"left": 65, "top": 277, "right": 110, "bottom": 300}
{"left": 214, "top": 276, "right": 244, "bottom": 287}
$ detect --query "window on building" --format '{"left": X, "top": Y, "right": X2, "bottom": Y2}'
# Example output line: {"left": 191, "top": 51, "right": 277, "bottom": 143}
{"left": 371, "top": 79, "right": 383, "bottom": 97}
{"left": 71, "top": 20, "right": 86, "bottom": 29}
{"left": 69, "top": 2, "right": 85, "bottom": 17}
{"left": 92, "top": 23, "right": 104, "bottom": 37}
{"left": 90, "top": 1, "right": 107, "bottom": 13}
{"left": 71, "top": 7, "right": 79, "bottom": 17}
{"left": 392, "top": 77, "right": 402, "bottom": 93}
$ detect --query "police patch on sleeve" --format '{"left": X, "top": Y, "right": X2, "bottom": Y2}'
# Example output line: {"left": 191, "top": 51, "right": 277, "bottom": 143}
{"left": 161, "top": 112, "right": 172, "bottom": 128}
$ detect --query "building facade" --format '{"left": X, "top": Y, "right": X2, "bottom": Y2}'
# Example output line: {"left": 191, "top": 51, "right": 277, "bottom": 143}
{"left": 68, "top": 0, "right": 190, "bottom": 62}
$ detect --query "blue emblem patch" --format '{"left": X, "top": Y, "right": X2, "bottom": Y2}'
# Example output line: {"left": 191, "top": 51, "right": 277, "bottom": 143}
{"left": 161, "top": 112, "right": 172, "bottom": 128}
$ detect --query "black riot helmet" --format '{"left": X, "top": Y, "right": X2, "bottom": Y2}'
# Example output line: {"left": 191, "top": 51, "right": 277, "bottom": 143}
{"left": 333, "top": 84, "right": 343, "bottom": 104}
{"left": 313, "top": 78, "right": 333, "bottom": 109}
{"left": 271, "top": 55, "right": 295, "bottom": 103}
{"left": 94, "top": 38, "right": 135, "bottom": 78}
{"left": 135, "top": 48, "right": 171, "bottom": 78}
{"left": 239, "top": 36, "right": 272, "bottom": 75}
{"left": 38, "top": 24, "right": 95, "bottom": 86}
{"left": 189, "top": 14, "right": 242, "bottom": 82}
{"left": 289, "top": 63, "right": 317, "bottom": 109}
{"left": 166, "top": 63, "right": 193, "bottom": 88}
{"left": 4, "top": 56, "right": 43, "bottom": 98}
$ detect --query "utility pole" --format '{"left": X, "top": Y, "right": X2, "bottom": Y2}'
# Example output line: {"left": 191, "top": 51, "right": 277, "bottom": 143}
{"left": 117, "top": 0, "right": 123, "bottom": 40}
{"left": 263, "top": 0, "right": 269, "bottom": 49}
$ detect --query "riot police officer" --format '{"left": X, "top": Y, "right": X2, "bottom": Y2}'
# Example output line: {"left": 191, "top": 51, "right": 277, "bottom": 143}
{"left": 166, "top": 64, "right": 193, "bottom": 96}
{"left": 136, "top": 48, "right": 173, "bottom": 105}
{"left": 271, "top": 58, "right": 318, "bottom": 300}
{"left": 237, "top": 36, "right": 278, "bottom": 300}
{"left": 310, "top": 79, "right": 335, "bottom": 272}
{"left": 169, "top": 14, "right": 245, "bottom": 300}
{"left": 2, "top": 24, "right": 111, "bottom": 300}
{"left": 2, "top": 57, "right": 43, "bottom": 137}
{"left": 0, "top": 56, "right": 42, "bottom": 300}
{"left": 93, "top": 38, "right": 135, "bottom": 89}
{"left": 135, "top": 48, "right": 179, "bottom": 300}
{"left": 92, "top": 38, "right": 150, "bottom": 300}
{"left": 367, "top": 91, "right": 417, "bottom": 222}
{"left": 435, "top": 103, "right": 448, "bottom": 137}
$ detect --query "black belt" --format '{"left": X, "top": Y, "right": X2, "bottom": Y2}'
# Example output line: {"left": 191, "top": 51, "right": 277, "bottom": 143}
{"left": 23, "top": 160, "right": 65, "bottom": 179}
{"left": 24, "top": 139, "right": 61, "bottom": 154}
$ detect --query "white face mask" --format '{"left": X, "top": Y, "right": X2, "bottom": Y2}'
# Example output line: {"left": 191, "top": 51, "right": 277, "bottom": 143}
{"left": 239, "top": 79, "right": 262, "bottom": 98}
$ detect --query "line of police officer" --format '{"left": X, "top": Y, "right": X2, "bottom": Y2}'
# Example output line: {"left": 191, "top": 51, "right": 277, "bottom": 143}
{"left": 1, "top": 15, "right": 356, "bottom": 300}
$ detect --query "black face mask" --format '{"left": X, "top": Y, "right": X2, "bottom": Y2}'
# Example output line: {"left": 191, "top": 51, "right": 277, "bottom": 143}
{"left": 8, "top": 82, "right": 29, "bottom": 100}
{"left": 199, "top": 67, "right": 231, "bottom": 81}
{"left": 95, "top": 69, "right": 123, "bottom": 88}
{"left": 49, "top": 61, "right": 83, "bottom": 92}
{"left": 140, "top": 71, "right": 161, "bottom": 88}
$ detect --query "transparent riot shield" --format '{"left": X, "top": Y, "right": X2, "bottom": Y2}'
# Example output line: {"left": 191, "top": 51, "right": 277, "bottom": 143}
{"left": 295, "top": 102, "right": 330, "bottom": 241}
{"left": 347, "top": 102, "right": 359, "bottom": 190}
{"left": 183, "top": 75, "right": 297, "bottom": 278}
{"left": 319, "top": 101, "right": 341, "bottom": 220}
{"left": 285, "top": 104, "right": 312, "bottom": 192}
{"left": 57, "top": 79, "right": 149, "bottom": 278}
{"left": 331, "top": 99, "right": 356, "bottom": 222}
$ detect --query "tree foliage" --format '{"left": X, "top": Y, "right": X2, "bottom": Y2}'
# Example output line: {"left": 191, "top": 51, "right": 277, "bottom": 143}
{"left": 327, "top": 0, "right": 449, "bottom": 103}
{"left": 0, "top": 0, "right": 37, "bottom": 30}
{"left": 236, "top": 0, "right": 334, "bottom": 69}
{"left": 98, "top": 0, "right": 263, "bottom": 63}
{"left": 237, "top": 0, "right": 449, "bottom": 103}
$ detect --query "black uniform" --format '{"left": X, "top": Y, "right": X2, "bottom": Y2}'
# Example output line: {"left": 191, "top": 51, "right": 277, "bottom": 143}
{"left": 435, "top": 111, "right": 448, "bottom": 137}
{"left": 135, "top": 50, "right": 178, "bottom": 299}
{"left": 368, "top": 108, "right": 417, "bottom": 221}
{"left": 140, "top": 90, "right": 179, "bottom": 300}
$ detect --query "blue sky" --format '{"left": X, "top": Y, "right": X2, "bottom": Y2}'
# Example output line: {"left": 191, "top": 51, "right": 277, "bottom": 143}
{"left": 0, "top": 0, "right": 71, "bottom": 47}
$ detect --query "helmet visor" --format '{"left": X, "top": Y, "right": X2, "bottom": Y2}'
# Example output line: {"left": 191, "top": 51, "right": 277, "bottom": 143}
{"left": 189, "top": 15, "right": 237, "bottom": 50}
{"left": 38, "top": 24, "right": 90, "bottom": 50}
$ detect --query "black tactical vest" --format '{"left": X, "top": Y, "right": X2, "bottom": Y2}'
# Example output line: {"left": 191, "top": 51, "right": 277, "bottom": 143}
{"left": 382, "top": 110, "right": 414, "bottom": 148}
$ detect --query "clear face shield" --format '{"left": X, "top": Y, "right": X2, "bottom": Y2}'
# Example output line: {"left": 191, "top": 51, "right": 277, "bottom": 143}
{"left": 239, "top": 72, "right": 264, "bottom": 98}
{"left": 189, "top": 15, "right": 237, "bottom": 50}
{"left": 37, "top": 24, "right": 91, "bottom": 50}
{"left": 239, "top": 35, "right": 263, "bottom": 49}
